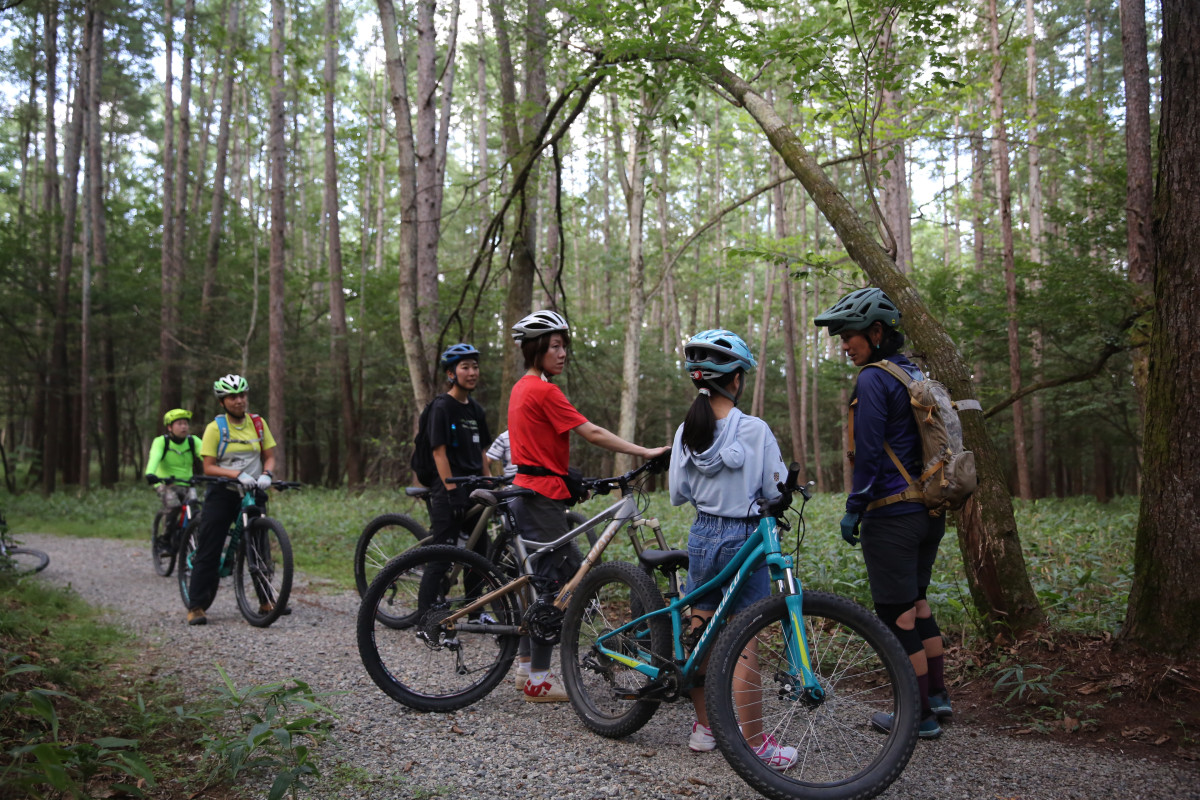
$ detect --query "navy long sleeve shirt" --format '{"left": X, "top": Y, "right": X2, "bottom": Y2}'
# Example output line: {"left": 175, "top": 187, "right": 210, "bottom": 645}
{"left": 848, "top": 354, "right": 925, "bottom": 517}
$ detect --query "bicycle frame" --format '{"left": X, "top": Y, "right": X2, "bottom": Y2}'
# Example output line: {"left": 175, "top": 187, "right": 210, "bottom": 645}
{"left": 440, "top": 466, "right": 676, "bottom": 634}
{"left": 592, "top": 507, "right": 823, "bottom": 701}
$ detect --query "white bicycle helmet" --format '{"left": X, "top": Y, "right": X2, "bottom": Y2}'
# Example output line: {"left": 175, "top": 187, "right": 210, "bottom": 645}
{"left": 511, "top": 310, "right": 569, "bottom": 342}
{"left": 213, "top": 373, "right": 249, "bottom": 398}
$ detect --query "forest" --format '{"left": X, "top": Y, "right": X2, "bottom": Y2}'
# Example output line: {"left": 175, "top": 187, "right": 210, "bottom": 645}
{"left": 1, "top": 0, "right": 1198, "bottom": 653}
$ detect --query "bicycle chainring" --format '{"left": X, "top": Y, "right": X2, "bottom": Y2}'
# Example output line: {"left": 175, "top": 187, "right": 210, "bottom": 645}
{"left": 523, "top": 596, "right": 564, "bottom": 645}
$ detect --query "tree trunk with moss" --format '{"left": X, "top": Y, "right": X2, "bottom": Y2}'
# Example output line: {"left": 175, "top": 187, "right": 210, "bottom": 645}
{"left": 1123, "top": 0, "right": 1200, "bottom": 656}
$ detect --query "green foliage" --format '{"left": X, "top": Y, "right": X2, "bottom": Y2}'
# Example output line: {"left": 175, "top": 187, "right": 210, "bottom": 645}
{"left": 991, "top": 658, "right": 1066, "bottom": 705}
{"left": 181, "top": 665, "right": 337, "bottom": 800}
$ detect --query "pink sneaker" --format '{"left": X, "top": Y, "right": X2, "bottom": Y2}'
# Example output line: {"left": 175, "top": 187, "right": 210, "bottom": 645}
{"left": 688, "top": 721, "right": 716, "bottom": 752}
{"left": 755, "top": 734, "right": 798, "bottom": 770}
{"left": 522, "top": 673, "right": 568, "bottom": 702}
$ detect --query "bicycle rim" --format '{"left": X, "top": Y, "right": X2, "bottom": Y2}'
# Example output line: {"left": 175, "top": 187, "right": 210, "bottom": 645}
{"left": 152, "top": 511, "right": 175, "bottom": 577}
{"left": 5, "top": 546, "right": 50, "bottom": 575}
{"left": 354, "top": 513, "right": 428, "bottom": 603}
{"left": 234, "top": 517, "right": 293, "bottom": 628}
{"left": 560, "top": 561, "right": 669, "bottom": 738}
{"left": 176, "top": 527, "right": 199, "bottom": 608}
{"left": 705, "top": 592, "right": 919, "bottom": 800}
{"left": 357, "top": 544, "right": 519, "bottom": 713}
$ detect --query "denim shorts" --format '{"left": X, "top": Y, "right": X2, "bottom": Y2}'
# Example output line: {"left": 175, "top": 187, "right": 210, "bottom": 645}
{"left": 685, "top": 512, "right": 770, "bottom": 613}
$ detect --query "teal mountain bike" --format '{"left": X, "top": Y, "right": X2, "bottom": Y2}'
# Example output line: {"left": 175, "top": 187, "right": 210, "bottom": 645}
{"left": 559, "top": 465, "right": 920, "bottom": 800}
{"left": 0, "top": 509, "right": 49, "bottom": 576}
{"left": 177, "top": 476, "right": 300, "bottom": 628}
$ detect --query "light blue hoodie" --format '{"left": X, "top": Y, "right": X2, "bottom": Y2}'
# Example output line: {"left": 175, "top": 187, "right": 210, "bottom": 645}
{"left": 669, "top": 407, "right": 786, "bottom": 519}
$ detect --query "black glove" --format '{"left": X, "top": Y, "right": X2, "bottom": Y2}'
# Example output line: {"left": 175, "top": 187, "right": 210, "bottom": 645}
{"left": 145, "top": 474, "right": 158, "bottom": 485}
{"left": 447, "top": 486, "right": 471, "bottom": 521}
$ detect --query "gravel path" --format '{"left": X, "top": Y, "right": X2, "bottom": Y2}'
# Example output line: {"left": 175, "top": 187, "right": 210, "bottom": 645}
{"left": 18, "top": 533, "right": 1198, "bottom": 800}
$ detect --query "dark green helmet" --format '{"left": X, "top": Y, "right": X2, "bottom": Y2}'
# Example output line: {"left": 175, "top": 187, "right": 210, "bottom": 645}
{"left": 814, "top": 288, "right": 900, "bottom": 336}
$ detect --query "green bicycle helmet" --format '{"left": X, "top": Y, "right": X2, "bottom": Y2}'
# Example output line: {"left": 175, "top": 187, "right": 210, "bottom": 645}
{"left": 814, "top": 287, "right": 901, "bottom": 336}
{"left": 163, "top": 408, "right": 192, "bottom": 426}
{"left": 212, "top": 373, "right": 249, "bottom": 398}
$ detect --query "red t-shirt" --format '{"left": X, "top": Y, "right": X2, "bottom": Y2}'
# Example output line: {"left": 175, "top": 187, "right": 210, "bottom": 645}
{"left": 508, "top": 374, "right": 588, "bottom": 500}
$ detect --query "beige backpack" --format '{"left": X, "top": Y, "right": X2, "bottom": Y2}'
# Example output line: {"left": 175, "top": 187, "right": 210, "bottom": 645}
{"left": 850, "top": 360, "right": 980, "bottom": 516}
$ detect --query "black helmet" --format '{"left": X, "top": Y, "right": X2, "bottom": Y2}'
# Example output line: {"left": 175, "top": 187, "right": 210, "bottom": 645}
{"left": 814, "top": 288, "right": 901, "bottom": 336}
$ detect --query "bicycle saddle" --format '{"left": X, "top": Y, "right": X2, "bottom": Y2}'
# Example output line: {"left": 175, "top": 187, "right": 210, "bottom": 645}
{"left": 469, "top": 487, "right": 535, "bottom": 507}
{"left": 637, "top": 548, "right": 689, "bottom": 572}
{"left": 405, "top": 486, "right": 431, "bottom": 498}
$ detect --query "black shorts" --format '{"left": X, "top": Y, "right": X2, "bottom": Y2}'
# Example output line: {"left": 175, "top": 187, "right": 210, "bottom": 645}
{"left": 860, "top": 511, "right": 946, "bottom": 605}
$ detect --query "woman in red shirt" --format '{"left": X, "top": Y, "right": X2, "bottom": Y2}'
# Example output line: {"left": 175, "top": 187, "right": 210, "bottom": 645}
{"left": 507, "top": 310, "right": 669, "bottom": 701}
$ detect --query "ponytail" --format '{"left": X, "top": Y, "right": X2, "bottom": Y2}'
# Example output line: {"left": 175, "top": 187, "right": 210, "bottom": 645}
{"left": 681, "top": 369, "right": 742, "bottom": 453}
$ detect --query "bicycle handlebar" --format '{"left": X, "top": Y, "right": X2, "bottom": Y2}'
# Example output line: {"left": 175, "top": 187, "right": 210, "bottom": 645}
{"left": 148, "top": 475, "right": 203, "bottom": 487}
{"left": 446, "top": 475, "right": 514, "bottom": 490}
{"left": 756, "top": 462, "right": 812, "bottom": 517}
{"left": 189, "top": 475, "right": 303, "bottom": 490}
{"left": 583, "top": 451, "right": 671, "bottom": 495}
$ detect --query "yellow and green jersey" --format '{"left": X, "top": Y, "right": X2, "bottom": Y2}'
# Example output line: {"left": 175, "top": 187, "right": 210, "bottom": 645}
{"left": 200, "top": 413, "right": 277, "bottom": 478}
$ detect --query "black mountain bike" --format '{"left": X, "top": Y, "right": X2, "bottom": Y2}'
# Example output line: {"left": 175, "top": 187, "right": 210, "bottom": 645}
{"left": 149, "top": 476, "right": 202, "bottom": 577}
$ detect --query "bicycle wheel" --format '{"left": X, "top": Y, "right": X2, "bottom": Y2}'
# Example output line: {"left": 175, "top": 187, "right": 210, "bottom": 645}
{"left": 234, "top": 517, "right": 293, "bottom": 628}
{"left": 357, "top": 544, "right": 520, "bottom": 713}
{"left": 151, "top": 511, "right": 176, "bottom": 577}
{"left": 4, "top": 546, "right": 50, "bottom": 575}
{"left": 705, "top": 592, "right": 919, "bottom": 800}
{"left": 176, "top": 524, "right": 200, "bottom": 608}
{"left": 560, "top": 560, "right": 670, "bottom": 738}
{"left": 353, "top": 513, "right": 429, "bottom": 597}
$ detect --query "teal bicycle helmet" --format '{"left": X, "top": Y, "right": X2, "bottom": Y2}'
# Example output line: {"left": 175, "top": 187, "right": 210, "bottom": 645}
{"left": 684, "top": 330, "right": 757, "bottom": 380}
{"left": 814, "top": 287, "right": 900, "bottom": 336}
{"left": 213, "top": 373, "right": 249, "bottom": 398}
{"left": 441, "top": 343, "right": 480, "bottom": 371}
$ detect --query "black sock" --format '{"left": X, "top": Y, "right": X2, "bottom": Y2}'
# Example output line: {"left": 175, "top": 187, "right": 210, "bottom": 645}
{"left": 928, "top": 654, "right": 946, "bottom": 694}
{"left": 917, "top": 671, "right": 932, "bottom": 719}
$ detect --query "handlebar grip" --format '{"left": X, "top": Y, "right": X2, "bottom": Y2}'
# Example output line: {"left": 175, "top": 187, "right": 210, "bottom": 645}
{"left": 784, "top": 462, "right": 801, "bottom": 493}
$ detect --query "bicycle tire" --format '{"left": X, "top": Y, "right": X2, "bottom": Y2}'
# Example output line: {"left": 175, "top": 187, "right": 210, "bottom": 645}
{"left": 560, "top": 560, "right": 670, "bottom": 738}
{"left": 705, "top": 592, "right": 920, "bottom": 800}
{"left": 357, "top": 544, "right": 520, "bottom": 713}
{"left": 5, "top": 546, "right": 50, "bottom": 575}
{"left": 176, "top": 525, "right": 200, "bottom": 609}
{"left": 235, "top": 517, "right": 293, "bottom": 628}
{"left": 151, "top": 511, "right": 176, "bottom": 577}
{"left": 353, "top": 513, "right": 429, "bottom": 596}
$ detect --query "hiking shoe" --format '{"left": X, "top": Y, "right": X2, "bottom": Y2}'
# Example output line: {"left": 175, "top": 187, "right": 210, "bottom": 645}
{"left": 513, "top": 661, "right": 531, "bottom": 690}
{"left": 688, "top": 721, "right": 716, "bottom": 752}
{"left": 928, "top": 690, "right": 952, "bottom": 721}
{"left": 755, "top": 734, "right": 798, "bottom": 770}
{"left": 187, "top": 608, "right": 207, "bottom": 626}
{"left": 523, "top": 673, "right": 569, "bottom": 703}
{"left": 870, "top": 712, "right": 943, "bottom": 740}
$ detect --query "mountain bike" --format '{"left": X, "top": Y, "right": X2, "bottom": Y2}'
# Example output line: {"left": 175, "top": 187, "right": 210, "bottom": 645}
{"left": 177, "top": 476, "right": 300, "bottom": 628}
{"left": 352, "top": 477, "right": 589, "bottom": 626}
{"left": 0, "top": 510, "right": 49, "bottom": 575}
{"left": 356, "top": 454, "right": 677, "bottom": 712}
{"left": 148, "top": 476, "right": 202, "bottom": 577}
{"left": 559, "top": 466, "right": 920, "bottom": 800}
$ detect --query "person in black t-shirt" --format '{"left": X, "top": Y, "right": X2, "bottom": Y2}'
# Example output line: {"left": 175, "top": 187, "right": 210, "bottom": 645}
{"left": 419, "top": 344, "right": 493, "bottom": 609}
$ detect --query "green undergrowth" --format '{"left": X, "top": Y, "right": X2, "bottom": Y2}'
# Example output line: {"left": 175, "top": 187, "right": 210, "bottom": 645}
{"left": 3, "top": 485, "right": 1138, "bottom": 640}
{"left": 0, "top": 572, "right": 337, "bottom": 799}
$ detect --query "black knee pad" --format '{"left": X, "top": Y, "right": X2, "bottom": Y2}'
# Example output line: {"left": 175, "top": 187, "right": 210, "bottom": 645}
{"left": 875, "top": 602, "right": 923, "bottom": 656}
{"left": 915, "top": 615, "right": 941, "bottom": 642}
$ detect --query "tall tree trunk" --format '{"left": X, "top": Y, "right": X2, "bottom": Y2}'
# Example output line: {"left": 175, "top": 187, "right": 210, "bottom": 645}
{"left": 377, "top": 0, "right": 434, "bottom": 410}
{"left": 1026, "top": 0, "right": 1048, "bottom": 496}
{"left": 773, "top": 154, "right": 805, "bottom": 470}
{"left": 324, "top": 0, "right": 362, "bottom": 487}
{"left": 1124, "top": 0, "right": 1200, "bottom": 656}
{"left": 988, "top": 0, "right": 1032, "bottom": 500}
{"left": 43, "top": 6, "right": 91, "bottom": 495}
{"left": 165, "top": 0, "right": 196, "bottom": 409}
{"left": 199, "top": 0, "right": 240, "bottom": 328}
{"left": 1120, "top": 0, "right": 1154, "bottom": 426}
{"left": 158, "top": 0, "right": 177, "bottom": 419}
{"left": 875, "top": 15, "right": 912, "bottom": 273}
{"left": 81, "top": 4, "right": 106, "bottom": 487}
{"left": 678, "top": 51, "right": 1045, "bottom": 633}
{"left": 267, "top": 0, "right": 287, "bottom": 475}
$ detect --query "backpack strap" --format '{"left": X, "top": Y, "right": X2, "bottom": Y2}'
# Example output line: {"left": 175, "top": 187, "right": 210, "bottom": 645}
{"left": 215, "top": 414, "right": 230, "bottom": 459}
{"left": 857, "top": 361, "right": 927, "bottom": 512}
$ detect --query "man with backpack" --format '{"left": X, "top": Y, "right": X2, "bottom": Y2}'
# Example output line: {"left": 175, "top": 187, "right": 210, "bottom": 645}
{"left": 416, "top": 345, "right": 493, "bottom": 610}
{"left": 184, "top": 374, "right": 278, "bottom": 626}
{"left": 145, "top": 408, "right": 203, "bottom": 536}
{"left": 815, "top": 287, "right": 967, "bottom": 741}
